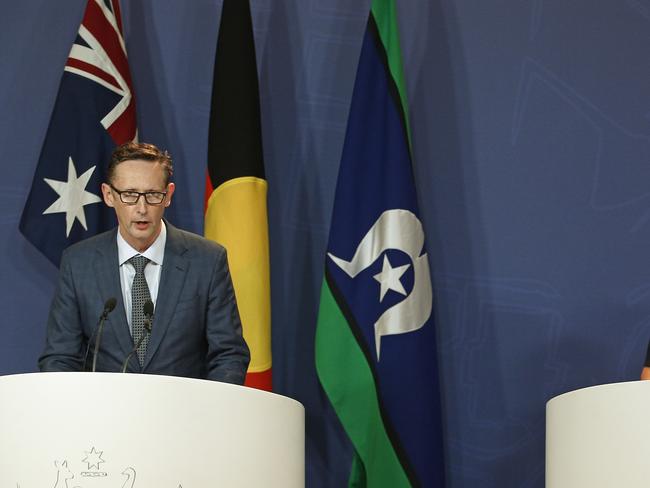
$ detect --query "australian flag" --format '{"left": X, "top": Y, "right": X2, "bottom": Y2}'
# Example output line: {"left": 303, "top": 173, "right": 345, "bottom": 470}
{"left": 20, "top": 0, "right": 136, "bottom": 267}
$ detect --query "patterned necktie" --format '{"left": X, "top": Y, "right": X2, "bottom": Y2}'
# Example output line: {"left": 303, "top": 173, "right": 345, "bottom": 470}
{"left": 129, "top": 254, "right": 151, "bottom": 366}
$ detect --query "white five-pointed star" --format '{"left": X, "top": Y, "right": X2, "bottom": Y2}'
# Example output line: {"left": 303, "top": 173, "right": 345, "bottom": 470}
{"left": 373, "top": 255, "right": 410, "bottom": 302}
{"left": 42, "top": 157, "right": 102, "bottom": 237}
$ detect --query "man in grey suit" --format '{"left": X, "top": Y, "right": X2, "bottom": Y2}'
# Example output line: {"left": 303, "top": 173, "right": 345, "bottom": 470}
{"left": 39, "top": 142, "right": 250, "bottom": 384}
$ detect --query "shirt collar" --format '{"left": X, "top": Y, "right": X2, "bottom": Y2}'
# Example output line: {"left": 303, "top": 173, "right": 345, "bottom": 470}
{"left": 117, "top": 221, "right": 167, "bottom": 266}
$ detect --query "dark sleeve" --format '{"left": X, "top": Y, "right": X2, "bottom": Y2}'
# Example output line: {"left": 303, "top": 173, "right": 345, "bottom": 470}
{"left": 204, "top": 248, "right": 250, "bottom": 384}
{"left": 38, "top": 250, "right": 85, "bottom": 372}
{"left": 645, "top": 339, "right": 650, "bottom": 367}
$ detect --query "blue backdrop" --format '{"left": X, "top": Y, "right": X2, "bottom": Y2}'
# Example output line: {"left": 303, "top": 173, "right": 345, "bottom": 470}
{"left": 2, "top": 1, "right": 649, "bottom": 486}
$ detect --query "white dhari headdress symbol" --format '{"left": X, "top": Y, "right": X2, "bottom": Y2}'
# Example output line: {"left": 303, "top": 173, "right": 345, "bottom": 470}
{"left": 328, "top": 209, "right": 433, "bottom": 360}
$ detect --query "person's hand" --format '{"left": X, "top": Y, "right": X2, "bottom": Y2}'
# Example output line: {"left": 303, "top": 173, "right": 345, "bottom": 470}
{"left": 641, "top": 366, "right": 650, "bottom": 380}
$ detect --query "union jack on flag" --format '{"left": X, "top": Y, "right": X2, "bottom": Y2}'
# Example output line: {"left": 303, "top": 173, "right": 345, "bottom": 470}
{"left": 20, "top": 0, "right": 137, "bottom": 267}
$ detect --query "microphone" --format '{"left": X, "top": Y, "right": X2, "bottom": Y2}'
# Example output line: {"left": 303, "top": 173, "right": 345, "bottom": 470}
{"left": 121, "top": 299, "right": 154, "bottom": 373}
{"left": 85, "top": 298, "right": 117, "bottom": 372}
{"left": 103, "top": 297, "right": 118, "bottom": 317}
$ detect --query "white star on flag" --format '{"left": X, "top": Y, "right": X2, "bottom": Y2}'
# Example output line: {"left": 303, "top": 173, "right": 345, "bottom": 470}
{"left": 373, "top": 254, "right": 410, "bottom": 302}
{"left": 42, "top": 156, "right": 102, "bottom": 237}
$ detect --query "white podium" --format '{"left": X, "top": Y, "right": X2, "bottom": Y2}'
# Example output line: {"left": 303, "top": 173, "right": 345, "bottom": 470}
{"left": 546, "top": 380, "right": 650, "bottom": 487}
{"left": 0, "top": 373, "right": 304, "bottom": 487}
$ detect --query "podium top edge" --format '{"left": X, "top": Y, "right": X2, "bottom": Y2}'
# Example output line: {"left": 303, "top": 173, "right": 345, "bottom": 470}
{"left": 546, "top": 379, "right": 647, "bottom": 408}
{"left": 0, "top": 372, "right": 304, "bottom": 410}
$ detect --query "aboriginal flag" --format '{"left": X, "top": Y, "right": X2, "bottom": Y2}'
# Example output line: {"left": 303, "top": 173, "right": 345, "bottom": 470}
{"left": 204, "top": 0, "right": 272, "bottom": 391}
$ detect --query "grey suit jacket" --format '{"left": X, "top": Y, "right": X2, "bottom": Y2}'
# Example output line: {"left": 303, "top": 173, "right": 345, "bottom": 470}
{"left": 39, "top": 222, "right": 250, "bottom": 384}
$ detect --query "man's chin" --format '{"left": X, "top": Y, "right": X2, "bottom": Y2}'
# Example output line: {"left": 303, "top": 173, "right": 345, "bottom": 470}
{"left": 126, "top": 228, "right": 154, "bottom": 248}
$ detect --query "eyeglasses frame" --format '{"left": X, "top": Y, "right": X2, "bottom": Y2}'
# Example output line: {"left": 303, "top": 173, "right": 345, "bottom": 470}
{"left": 108, "top": 184, "right": 168, "bottom": 206}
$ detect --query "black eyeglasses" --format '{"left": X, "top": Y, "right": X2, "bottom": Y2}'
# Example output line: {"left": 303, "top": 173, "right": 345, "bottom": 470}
{"left": 109, "top": 184, "right": 167, "bottom": 205}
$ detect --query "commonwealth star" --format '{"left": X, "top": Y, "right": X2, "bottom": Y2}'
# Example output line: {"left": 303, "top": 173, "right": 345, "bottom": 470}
{"left": 42, "top": 157, "right": 102, "bottom": 237}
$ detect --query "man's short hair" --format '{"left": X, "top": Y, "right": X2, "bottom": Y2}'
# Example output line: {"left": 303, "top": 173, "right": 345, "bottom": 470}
{"left": 108, "top": 142, "right": 174, "bottom": 185}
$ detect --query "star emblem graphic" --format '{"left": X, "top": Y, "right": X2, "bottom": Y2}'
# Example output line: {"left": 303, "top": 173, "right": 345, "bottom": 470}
{"left": 42, "top": 156, "right": 102, "bottom": 237}
{"left": 373, "top": 254, "right": 410, "bottom": 302}
{"left": 82, "top": 446, "right": 105, "bottom": 470}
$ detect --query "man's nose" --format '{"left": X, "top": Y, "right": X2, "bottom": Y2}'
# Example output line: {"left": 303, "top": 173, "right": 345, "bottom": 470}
{"left": 134, "top": 195, "right": 147, "bottom": 213}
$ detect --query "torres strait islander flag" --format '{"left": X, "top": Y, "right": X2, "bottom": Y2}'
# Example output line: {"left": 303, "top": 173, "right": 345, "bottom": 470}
{"left": 204, "top": 0, "right": 272, "bottom": 391}
{"left": 20, "top": 0, "right": 136, "bottom": 267}
{"left": 315, "top": 0, "right": 445, "bottom": 486}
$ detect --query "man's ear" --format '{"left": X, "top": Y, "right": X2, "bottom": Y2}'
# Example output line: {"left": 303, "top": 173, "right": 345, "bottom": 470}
{"left": 164, "top": 182, "right": 176, "bottom": 207}
{"left": 101, "top": 183, "right": 115, "bottom": 208}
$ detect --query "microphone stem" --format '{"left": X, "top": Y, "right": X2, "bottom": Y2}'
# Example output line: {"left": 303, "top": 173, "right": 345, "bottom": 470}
{"left": 91, "top": 313, "right": 108, "bottom": 373}
{"left": 121, "top": 319, "right": 152, "bottom": 373}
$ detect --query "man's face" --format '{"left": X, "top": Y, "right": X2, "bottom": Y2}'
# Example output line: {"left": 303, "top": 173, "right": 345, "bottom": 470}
{"left": 101, "top": 159, "right": 175, "bottom": 252}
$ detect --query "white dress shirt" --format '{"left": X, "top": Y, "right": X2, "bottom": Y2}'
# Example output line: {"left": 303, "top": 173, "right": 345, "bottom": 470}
{"left": 117, "top": 221, "right": 166, "bottom": 331}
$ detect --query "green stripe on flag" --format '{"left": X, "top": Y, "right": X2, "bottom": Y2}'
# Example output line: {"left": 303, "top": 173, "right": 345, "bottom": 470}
{"left": 371, "top": 0, "right": 412, "bottom": 146}
{"left": 315, "top": 275, "right": 411, "bottom": 488}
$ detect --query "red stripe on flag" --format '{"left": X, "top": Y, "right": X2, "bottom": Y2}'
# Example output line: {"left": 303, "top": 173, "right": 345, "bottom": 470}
{"left": 83, "top": 1, "right": 134, "bottom": 96}
{"left": 111, "top": 0, "right": 124, "bottom": 37}
{"left": 204, "top": 171, "right": 214, "bottom": 213}
{"left": 65, "top": 58, "right": 120, "bottom": 91}
{"left": 244, "top": 369, "right": 273, "bottom": 391}
{"left": 106, "top": 100, "right": 137, "bottom": 144}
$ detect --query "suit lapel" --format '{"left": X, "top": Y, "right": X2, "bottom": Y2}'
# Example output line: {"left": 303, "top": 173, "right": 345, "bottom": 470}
{"left": 143, "top": 222, "right": 189, "bottom": 369}
{"left": 93, "top": 229, "right": 136, "bottom": 366}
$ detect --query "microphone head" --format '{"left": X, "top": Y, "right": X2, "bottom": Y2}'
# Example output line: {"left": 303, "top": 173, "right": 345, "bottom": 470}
{"left": 104, "top": 297, "right": 117, "bottom": 313}
{"left": 143, "top": 299, "right": 154, "bottom": 318}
